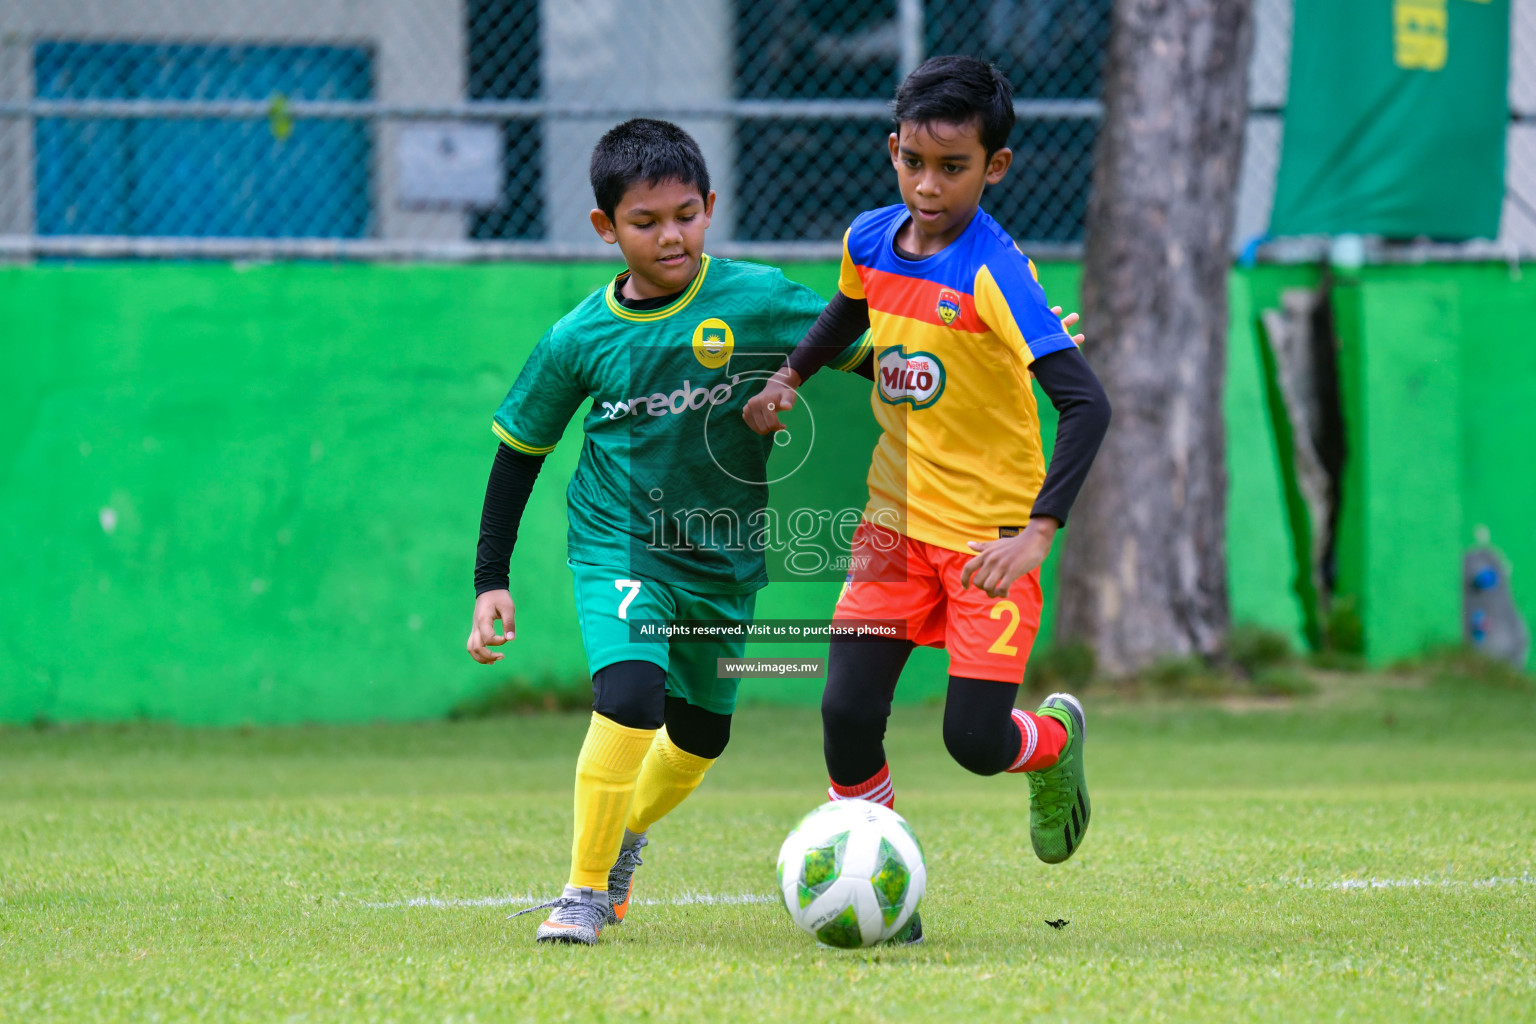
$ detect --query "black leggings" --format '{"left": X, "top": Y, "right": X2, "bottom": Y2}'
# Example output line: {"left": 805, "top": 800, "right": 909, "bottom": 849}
{"left": 821, "top": 637, "right": 1023, "bottom": 785}
{"left": 591, "top": 660, "right": 732, "bottom": 759}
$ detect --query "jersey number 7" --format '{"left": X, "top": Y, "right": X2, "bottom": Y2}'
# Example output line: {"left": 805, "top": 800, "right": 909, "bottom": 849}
{"left": 614, "top": 579, "right": 643, "bottom": 620}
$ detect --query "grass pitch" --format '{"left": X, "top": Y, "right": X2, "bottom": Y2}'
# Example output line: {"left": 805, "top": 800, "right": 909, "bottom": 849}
{"left": 3, "top": 672, "right": 1534, "bottom": 1023}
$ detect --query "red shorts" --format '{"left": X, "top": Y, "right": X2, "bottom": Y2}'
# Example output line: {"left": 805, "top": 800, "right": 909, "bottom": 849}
{"left": 833, "top": 521, "right": 1043, "bottom": 684}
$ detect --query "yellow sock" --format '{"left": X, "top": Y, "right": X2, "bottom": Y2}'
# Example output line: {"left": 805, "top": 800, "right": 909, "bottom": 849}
{"left": 625, "top": 726, "right": 717, "bottom": 835}
{"left": 569, "top": 712, "right": 656, "bottom": 890}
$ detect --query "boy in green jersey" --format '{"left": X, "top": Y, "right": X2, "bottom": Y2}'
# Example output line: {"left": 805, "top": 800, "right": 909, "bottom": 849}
{"left": 466, "top": 120, "right": 870, "bottom": 945}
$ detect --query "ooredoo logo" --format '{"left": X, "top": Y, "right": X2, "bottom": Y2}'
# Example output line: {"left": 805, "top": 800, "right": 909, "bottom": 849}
{"left": 876, "top": 348, "right": 945, "bottom": 410}
{"left": 600, "top": 379, "right": 733, "bottom": 420}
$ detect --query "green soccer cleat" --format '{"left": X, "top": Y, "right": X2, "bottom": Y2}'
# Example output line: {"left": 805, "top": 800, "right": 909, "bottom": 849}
{"left": 605, "top": 830, "right": 648, "bottom": 925}
{"left": 1027, "top": 692, "right": 1090, "bottom": 864}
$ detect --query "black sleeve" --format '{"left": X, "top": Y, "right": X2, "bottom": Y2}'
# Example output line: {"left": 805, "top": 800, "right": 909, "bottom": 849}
{"left": 786, "top": 292, "right": 871, "bottom": 382}
{"left": 1029, "top": 347, "right": 1111, "bottom": 527}
{"left": 474, "top": 443, "right": 547, "bottom": 596}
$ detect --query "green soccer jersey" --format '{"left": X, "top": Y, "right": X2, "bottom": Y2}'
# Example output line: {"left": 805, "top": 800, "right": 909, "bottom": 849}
{"left": 493, "top": 255, "right": 871, "bottom": 593}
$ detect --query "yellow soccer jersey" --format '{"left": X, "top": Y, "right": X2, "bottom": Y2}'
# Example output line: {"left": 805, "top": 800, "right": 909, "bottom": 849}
{"left": 840, "top": 204, "right": 1077, "bottom": 553}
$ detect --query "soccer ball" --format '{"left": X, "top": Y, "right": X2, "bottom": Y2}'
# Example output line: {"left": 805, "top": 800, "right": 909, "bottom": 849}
{"left": 775, "top": 799, "right": 926, "bottom": 948}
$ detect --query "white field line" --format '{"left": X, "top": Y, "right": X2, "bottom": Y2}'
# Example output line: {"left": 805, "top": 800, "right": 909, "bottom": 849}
{"left": 364, "top": 875, "right": 1536, "bottom": 910}
{"left": 1292, "top": 874, "right": 1536, "bottom": 891}
{"left": 364, "top": 892, "right": 776, "bottom": 910}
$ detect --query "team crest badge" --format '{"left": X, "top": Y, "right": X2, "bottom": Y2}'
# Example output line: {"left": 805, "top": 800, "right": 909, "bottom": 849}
{"left": 936, "top": 288, "right": 961, "bottom": 326}
{"left": 691, "top": 317, "right": 735, "bottom": 369}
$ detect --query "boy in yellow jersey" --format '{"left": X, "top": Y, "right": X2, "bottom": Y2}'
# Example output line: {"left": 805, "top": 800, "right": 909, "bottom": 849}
{"left": 745, "top": 56, "right": 1111, "bottom": 885}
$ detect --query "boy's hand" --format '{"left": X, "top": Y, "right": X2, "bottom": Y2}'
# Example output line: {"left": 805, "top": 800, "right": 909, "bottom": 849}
{"left": 467, "top": 589, "right": 516, "bottom": 664}
{"left": 743, "top": 367, "right": 803, "bottom": 436}
{"left": 1052, "top": 305, "right": 1086, "bottom": 346}
{"left": 960, "top": 518, "right": 1058, "bottom": 598}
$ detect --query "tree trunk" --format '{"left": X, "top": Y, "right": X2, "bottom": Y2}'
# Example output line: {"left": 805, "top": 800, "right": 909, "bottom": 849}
{"left": 1056, "top": 0, "right": 1254, "bottom": 674}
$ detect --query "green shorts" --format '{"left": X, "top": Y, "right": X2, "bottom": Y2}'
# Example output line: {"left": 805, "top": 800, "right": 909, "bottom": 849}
{"left": 569, "top": 561, "right": 758, "bottom": 716}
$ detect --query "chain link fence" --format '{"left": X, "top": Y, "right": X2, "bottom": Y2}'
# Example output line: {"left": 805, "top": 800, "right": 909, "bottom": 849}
{"left": 1504, "top": 0, "right": 1536, "bottom": 255}
{"left": 732, "top": 0, "right": 1106, "bottom": 246}
{"left": 0, "top": 0, "right": 1530, "bottom": 260}
{"left": 0, "top": 0, "right": 1106, "bottom": 258}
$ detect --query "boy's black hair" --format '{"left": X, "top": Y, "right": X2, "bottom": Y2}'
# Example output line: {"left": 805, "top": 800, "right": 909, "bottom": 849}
{"left": 589, "top": 118, "right": 711, "bottom": 219}
{"left": 892, "top": 55, "right": 1015, "bottom": 156}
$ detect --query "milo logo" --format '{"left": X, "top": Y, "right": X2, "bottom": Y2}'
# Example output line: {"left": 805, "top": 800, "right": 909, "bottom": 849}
{"left": 876, "top": 348, "right": 945, "bottom": 410}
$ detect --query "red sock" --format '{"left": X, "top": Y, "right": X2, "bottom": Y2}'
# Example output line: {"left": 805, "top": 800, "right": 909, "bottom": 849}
{"left": 828, "top": 763, "right": 894, "bottom": 809}
{"left": 1006, "top": 709, "right": 1068, "bottom": 773}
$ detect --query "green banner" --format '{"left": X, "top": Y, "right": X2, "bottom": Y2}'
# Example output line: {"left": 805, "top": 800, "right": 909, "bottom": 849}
{"left": 1270, "top": 0, "right": 1509, "bottom": 240}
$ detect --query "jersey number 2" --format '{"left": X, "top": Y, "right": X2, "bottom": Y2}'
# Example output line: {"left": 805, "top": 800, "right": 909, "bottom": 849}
{"left": 988, "top": 600, "right": 1021, "bottom": 656}
{"left": 615, "top": 579, "right": 643, "bottom": 620}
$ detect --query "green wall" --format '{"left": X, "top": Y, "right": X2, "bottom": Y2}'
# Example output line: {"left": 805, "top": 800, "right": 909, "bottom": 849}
{"left": 1236, "top": 262, "right": 1536, "bottom": 667}
{"left": 1333, "top": 265, "right": 1536, "bottom": 664}
{"left": 2, "top": 263, "right": 608, "bottom": 723}
{"left": 1453, "top": 265, "right": 1536, "bottom": 666}
{"left": 1, "top": 260, "right": 1529, "bottom": 724}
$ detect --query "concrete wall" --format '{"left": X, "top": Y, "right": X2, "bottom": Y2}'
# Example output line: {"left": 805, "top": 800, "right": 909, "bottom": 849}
{"left": 540, "top": 0, "right": 734, "bottom": 244}
{"left": 3, "top": 0, "right": 1528, "bottom": 250}
{"left": 0, "top": 0, "right": 467, "bottom": 239}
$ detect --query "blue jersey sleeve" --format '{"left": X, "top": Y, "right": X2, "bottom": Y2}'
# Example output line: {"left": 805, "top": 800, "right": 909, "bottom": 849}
{"left": 973, "top": 251, "right": 1076, "bottom": 365}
